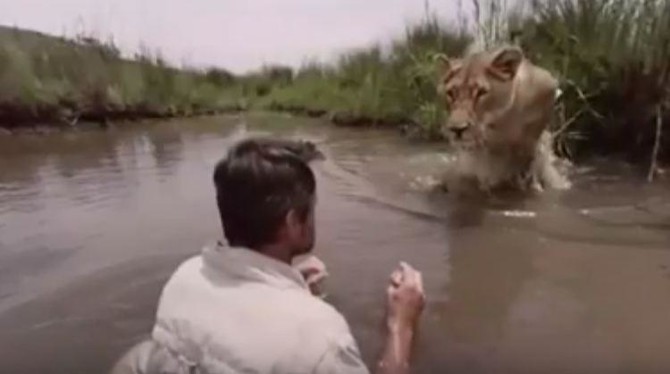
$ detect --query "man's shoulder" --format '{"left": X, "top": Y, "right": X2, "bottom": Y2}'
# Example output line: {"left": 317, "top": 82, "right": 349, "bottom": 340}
{"left": 303, "top": 300, "right": 369, "bottom": 374}
{"left": 299, "top": 295, "right": 350, "bottom": 331}
{"left": 282, "top": 294, "right": 368, "bottom": 373}
{"left": 161, "top": 255, "right": 204, "bottom": 288}
{"left": 286, "top": 293, "right": 360, "bottom": 353}
{"left": 162, "top": 253, "right": 348, "bottom": 324}
{"left": 155, "top": 254, "right": 207, "bottom": 310}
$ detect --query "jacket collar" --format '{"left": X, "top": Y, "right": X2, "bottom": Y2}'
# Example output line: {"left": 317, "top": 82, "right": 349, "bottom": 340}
{"left": 202, "top": 241, "right": 309, "bottom": 292}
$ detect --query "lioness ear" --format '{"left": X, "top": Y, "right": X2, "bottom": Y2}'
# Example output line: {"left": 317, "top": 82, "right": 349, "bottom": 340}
{"left": 489, "top": 46, "right": 524, "bottom": 81}
{"left": 435, "top": 54, "right": 461, "bottom": 82}
{"left": 435, "top": 54, "right": 451, "bottom": 70}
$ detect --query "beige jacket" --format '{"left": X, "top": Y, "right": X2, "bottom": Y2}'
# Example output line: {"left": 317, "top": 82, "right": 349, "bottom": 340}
{"left": 111, "top": 244, "right": 369, "bottom": 374}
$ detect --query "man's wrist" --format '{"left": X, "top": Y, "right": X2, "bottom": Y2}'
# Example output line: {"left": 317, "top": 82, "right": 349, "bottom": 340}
{"left": 387, "top": 319, "right": 414, "bottom": 340}
{"left": 378, "top": 319, "right": 414, "bottom": 372}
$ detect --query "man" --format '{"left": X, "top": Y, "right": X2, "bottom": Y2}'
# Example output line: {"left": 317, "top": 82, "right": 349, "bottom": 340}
{"left": 111, "top": 137, "right": 425, "bottom": 374}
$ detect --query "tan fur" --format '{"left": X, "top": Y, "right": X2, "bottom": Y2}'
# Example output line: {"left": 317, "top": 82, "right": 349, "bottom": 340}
{"left": 437, "top": 45, "right": 570, "bottom": 192}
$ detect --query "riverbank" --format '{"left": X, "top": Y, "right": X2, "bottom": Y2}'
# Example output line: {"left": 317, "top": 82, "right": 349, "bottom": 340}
{"left": 0, "top": 106, "right": 426, "bottom": 144}
{"left": 0, "top": 25, "right": 241, "bottom": 133}
{"left": 241, "top": 0, "right": 670, "bottom": 165}
{"left": 2, "top": 0, "right": 669, "bottom": 167}
{"left": 0, "top": 105, "right": 244, "bottom": 134}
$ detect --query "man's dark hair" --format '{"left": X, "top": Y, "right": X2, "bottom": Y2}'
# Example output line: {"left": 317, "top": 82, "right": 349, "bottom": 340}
{"left": 213, "top": 137, "right": 317, "bottom": 249}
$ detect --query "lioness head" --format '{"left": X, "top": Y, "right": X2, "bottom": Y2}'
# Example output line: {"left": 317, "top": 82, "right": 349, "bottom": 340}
{"left": 437, "top": 45, "right": 524, "bottom": 149}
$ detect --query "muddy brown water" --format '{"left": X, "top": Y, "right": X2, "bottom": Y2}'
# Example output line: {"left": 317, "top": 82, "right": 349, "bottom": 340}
{"left": 0, "top": 113, "right": 669, "bottom": 374}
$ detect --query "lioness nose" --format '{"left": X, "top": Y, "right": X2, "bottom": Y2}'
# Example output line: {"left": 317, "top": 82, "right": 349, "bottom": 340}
{"left": 450, "top": 124, "right": 469, "bottom": 139}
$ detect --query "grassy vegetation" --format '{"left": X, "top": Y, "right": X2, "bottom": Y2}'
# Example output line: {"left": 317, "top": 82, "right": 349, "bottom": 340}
{"left": 249, "top": 16, "right": 471, "bottom": 138}
{"left": 0, "top": 26, "right": 241, "bottom": 128}
{"left": 244, "top": 0, "right": 670, "bottom": 163}
{"left": 513, "top": 0, "right": 670, "bottom": 162}
{"left": 1, "top": 0, "right": 668, "bottom": 164}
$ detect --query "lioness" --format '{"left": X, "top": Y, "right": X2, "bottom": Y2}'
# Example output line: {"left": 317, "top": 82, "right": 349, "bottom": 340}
{"left": 437, "top": 44, "right": 570, "bottom": 193}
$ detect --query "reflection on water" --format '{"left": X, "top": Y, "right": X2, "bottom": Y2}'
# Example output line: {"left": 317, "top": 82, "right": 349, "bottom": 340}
{"left": 0, "top": 113, "right": 668, "bottom": 374}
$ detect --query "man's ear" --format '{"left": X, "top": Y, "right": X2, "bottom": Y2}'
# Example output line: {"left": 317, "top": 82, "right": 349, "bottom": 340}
{"left": 286, "top": 208, "right": 311, "bottom": 236}
{"left": 488, "top": 46, "right": 524, "bottom": 81}
{"left": 285, "top": 209, "right": 300, "bottom": 234}
{"left": 274, "top": 209, "right": 296, "bottom": 243}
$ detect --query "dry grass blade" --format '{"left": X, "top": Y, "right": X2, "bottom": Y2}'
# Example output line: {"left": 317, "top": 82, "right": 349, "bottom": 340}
{"left": 648, "top": 104, "right": 663, "bottom": 182}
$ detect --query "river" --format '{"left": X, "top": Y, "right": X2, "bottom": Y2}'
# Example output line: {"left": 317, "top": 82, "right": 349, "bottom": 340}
{"left": 0, "top": 113, "right": 669, "bottom": 373}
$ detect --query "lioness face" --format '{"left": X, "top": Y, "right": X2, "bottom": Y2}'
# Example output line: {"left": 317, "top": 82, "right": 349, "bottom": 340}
{"left": 438, "top": 46, "right": 524, "bottom": 150}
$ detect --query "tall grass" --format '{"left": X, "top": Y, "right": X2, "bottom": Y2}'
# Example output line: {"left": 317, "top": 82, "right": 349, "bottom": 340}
{"left": 0, "top": 26, "right": 242, "bottom": 127}
{"left": 254, "top": 13, "right": 470, "bottom": 137}
{"left": 250, "top": 0, "right": 669, "bottom": 161}
{"left": 516, "top": 0, "right": 670, "bottom": 161}
{"left": 2, "top": 1, "right": 668, "bottom": 162}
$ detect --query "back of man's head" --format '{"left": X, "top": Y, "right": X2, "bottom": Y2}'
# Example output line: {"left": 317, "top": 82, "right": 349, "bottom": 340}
{"left": 213, "top": 138, "right": 316, "bottom": 250}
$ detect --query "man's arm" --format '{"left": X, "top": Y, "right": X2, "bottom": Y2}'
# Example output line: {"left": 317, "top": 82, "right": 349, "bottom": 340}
{"left": 376, "top": 325, "right": 414, "bottom": 374}
{"left": 311, "top": 261, "right": 425, "bottom": 374}
{"left": 375, "top": 262, "right": 425, "bottom": 374}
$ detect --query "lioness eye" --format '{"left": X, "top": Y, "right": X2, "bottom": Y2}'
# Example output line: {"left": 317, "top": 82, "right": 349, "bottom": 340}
{"left": 476, "top": 88, "right": 488, "bottom": 100}
{"left": 447, "top": 89, "right": 457, "bottom": 100}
